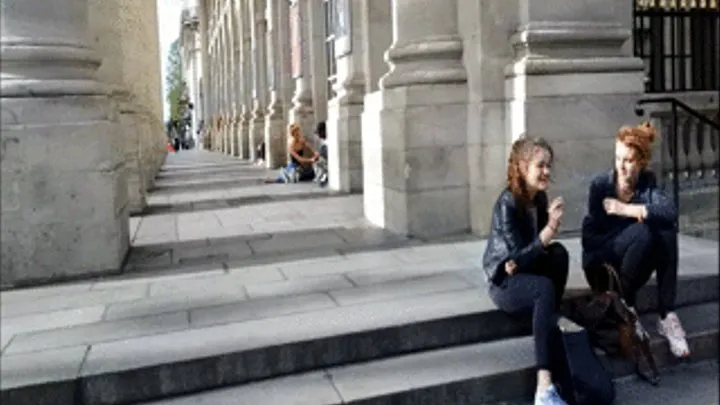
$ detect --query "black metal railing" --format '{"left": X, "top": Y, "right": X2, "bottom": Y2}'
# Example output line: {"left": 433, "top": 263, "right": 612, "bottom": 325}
{"left": 635, "top": 97, "right": 720, "bottom": 215}
{"left": 633, "top": 1, "right": 720, "bottom": 93}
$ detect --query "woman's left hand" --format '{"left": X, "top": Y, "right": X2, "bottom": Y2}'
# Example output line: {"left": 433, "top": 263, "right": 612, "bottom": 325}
{"left": 505, "top": 260, "right": 518, "bottom": 275}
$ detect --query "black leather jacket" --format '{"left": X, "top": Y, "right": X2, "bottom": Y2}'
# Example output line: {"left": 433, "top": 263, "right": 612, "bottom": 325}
{"left": 482, "top": 188, "right": 549, "bottom": 286}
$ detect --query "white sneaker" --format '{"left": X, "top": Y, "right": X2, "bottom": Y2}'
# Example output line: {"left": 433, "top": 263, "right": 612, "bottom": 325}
{"left": 657, "top": 312, "right": 690, "bottom": 358}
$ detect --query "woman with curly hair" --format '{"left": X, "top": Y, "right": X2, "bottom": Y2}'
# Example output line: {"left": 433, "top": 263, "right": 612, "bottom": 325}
{"left": 483, "top": 135, "right": 569, "bottom": 405}
{"left": 581, "top": 122, "right": 689, "bottom": 358}
{"left": 268, "top": 123, "right": 320, "bottom": 183}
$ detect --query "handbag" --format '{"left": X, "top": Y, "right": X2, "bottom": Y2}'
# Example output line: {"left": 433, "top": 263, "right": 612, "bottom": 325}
{"left": 568, "top": 264, "right": 660, "bottom": 385}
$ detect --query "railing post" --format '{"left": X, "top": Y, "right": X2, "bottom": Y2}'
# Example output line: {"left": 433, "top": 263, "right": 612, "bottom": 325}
{"left": 671, "top": 102, "right": 680, "bottom": 225}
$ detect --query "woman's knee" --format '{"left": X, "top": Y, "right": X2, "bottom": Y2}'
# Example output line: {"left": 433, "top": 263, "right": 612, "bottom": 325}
{"left": 627, "top": 222, "right": 653, "bottom": 246}
{"left": 546, "top": 242, "right": 569, "bottom": 263}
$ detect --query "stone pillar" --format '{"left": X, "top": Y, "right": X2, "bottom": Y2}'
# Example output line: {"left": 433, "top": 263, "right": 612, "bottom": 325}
{"left": 249, "top": 0, "right": 269, "bottom": 162}
{"left": 230, "top": 7, "right": 242, "bottom": 157}
{"left": 361, "top": 0, "right": 392, "bottom": 95}
{"left": 457, "top": 0, "right": 517, "bottom": 235}
{"left": 220, "top": 23, "right": 230, "bottom": 155}
{"left": 308, "top": 0, "right": 328, "bottom": 127}
{"left": 289, "top": 0, "right": 315, "bottom": 140}
{"left": 362, "top": 0, "right": 469, "bottom": 238}
{"left": 504, "top": 0, "right": 645, "bottom": 231}
{"left": 88, "top": 0, "right": 166, "bottom": 214}
{"left": 327, "top": 0, "right": 368, "bottom": 192}
{"left": 1, "top": 0, "right": 129, "bottom": 287}
{"left": 199, "top": 0, "right": 211, "bottom": 150}
{"left": 264, "top": 0, "right": 291, "bottom": 169}
{"left": 239, "top": 0, "right": 253, "bottom": 160}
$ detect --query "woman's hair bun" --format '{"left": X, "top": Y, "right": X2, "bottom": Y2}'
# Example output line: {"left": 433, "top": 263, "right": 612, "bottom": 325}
{"left": 635, "top": 121, "right": 657, "bottom": 143}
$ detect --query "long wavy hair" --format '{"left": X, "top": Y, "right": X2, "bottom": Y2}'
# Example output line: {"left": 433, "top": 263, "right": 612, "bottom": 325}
{"left": 615, "top": 121, "right": 657, "bottom": 169}
{"left": 507, "top": 135, "right": 554, "bottom": 209}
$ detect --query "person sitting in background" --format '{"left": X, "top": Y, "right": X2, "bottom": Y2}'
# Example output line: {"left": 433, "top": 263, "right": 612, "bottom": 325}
{"left": 314, "top": 121, "right": 328, "bottom": 186}
{"left": 266, "top": 123, "right": 319, "bottom": 184}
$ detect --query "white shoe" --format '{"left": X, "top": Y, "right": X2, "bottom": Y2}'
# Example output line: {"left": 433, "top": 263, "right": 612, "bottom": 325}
{"left": 657, "top": 312, "right": 690, "bottom": 358}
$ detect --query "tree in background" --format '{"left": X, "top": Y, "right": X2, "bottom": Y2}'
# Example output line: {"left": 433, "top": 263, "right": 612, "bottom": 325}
{"left": 165, "top": 38, "right": 186, "bottom": 122}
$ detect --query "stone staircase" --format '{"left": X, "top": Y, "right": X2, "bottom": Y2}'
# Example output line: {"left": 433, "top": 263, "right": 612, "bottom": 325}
{"left": 1, "top": 151, "right": 717, "bottom": 405}
{"left": 1, "top": 237, "right": 717, "bottom": 405}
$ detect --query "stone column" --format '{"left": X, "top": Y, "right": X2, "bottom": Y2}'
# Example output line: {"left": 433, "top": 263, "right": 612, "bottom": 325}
{"left": 221, "top": 22, "right": 230, "bottom": 155}
{"left": 249, "top": 0, "right": 269, "bottom": 162}
{"left": 225, "top": 17, "right": 239, "bottom": 157}
{"left": 504, "top": 0, "right": 645, "bottom": 231}
{"left": 289, "top": 0, "right": 315, "bottom": 140}
{"left": 199, "top": 0, "right": 211, "bottom": 151}
{"left": 238, "top": 0, "right": 253, "bottom": 160}
{"left": 230, "top": 6, "right": 242, "bottom": 157}
{"left": 308, "top": 0, "right": 328, "bottom": 126}
{"left": 457, "top": 0, "right": 517, "bottom": 235}
{"left": 361, "top": 0, "right": 392, "bottom": 95}
{"left": 362, "top": 0, "right": 469, "bottom": 238}
{"left": 327, "top": 0, "right": 368, "bottom": 192}
{"left": 88, "top": 0, "right": 166, "bottom": 214}
{"left": 264, "top": 0, "right": 291, "bottom": 169}
{"left": 212, "top": 47, "right": 221, "bottom": 151}
{"left": 1, "top": 0, "right": 129, "bottom": 287}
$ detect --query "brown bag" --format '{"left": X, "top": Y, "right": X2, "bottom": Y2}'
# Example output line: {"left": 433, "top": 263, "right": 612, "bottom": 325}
{"left": 569, "top": 264, "right": 660, "bottom": 385}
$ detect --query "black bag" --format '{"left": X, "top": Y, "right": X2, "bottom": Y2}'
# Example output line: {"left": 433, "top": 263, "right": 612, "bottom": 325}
{"left": 551, "top": 317, "right": 616, "bottom": 405}
{"left": 566, "top": 264, "right": 660, "bottom": 386}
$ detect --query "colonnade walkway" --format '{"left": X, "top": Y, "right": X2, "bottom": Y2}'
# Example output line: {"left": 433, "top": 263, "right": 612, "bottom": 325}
{"left": 1, "top": 150, "right": 718, "bottom": 405}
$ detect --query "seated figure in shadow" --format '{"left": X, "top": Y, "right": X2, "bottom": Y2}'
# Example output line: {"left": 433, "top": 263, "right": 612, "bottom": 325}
{"left": 580, "top": 122, "right": 689, "bottom": 359}
{"left": 268, "top": 123, "right": 319, "bottom": 184}
{"left": 483, "top": 135, "right": 569, "bottom": 405}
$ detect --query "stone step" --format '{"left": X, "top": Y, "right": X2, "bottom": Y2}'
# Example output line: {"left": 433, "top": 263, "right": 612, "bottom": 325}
{"left": 139, "top": 190, "right": 354, "bottom": 216}
{"left": 134, "top": 302, "right": 719, "bottom": 405}
{"left": 1, "top": 273, "right": 716, "bottom": 405}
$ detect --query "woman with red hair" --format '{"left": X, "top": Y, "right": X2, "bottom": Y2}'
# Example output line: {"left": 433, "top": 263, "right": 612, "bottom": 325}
{"left": 581, "top": 122, "right": 689, "bottom": 359}
{"left": 483, "top": 135, "right": 569, "bottom": 405}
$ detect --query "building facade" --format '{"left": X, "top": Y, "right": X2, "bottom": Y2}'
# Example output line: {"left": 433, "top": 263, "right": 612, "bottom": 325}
{"left": 1, "top": 0, "right": 717, "bottom": 288}
{"left": 186, "top": 0, "right": 718, "bottom": 235}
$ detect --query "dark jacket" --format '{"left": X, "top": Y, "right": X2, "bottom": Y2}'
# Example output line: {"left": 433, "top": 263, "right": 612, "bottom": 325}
{"left": 581, "top": 169, "right": 677, "bottom": 269}
{"left": 482, "top": 188, "right": 549, "bottom": 286}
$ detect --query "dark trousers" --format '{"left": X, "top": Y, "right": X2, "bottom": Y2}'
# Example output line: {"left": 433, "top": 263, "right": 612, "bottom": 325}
{"left": 489, "top": 242, "right": 570, "bottom": 369}
{"left": 583, "top": 222, "right": 678, "bottom": 317}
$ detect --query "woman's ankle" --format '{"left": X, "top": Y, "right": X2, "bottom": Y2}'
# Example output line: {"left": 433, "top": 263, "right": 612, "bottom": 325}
{"left": 537, "top": 369, "right": 552, "bottom": 391}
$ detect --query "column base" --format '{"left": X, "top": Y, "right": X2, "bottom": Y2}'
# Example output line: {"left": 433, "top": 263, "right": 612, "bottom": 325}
{"left": 240, "top": 117, "right": 251, "bottom": 160}
{"left": 249, "top": 116, "right": 265, "bottom": 162}
{"left": 361, "top": 85, "right": 470, "bottom": 238}
{"left": 1, "top": 96, "right": 130, "bottom": 288}
{"left": 327, "top": 101, "right": 363, "bottom": 192}
{"left": 231, "top": 120, "right": 241, "bottom": 157}
{"left": 264, "top": 113, "right": 287, "bottom": 169}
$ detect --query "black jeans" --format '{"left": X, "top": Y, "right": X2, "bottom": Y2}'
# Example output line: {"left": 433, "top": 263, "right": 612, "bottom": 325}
{"left": 489, "top": 242, "right": 570, "bottom": 370}
{"left": 583, "top": 222, "right": 678, "bottom": 317}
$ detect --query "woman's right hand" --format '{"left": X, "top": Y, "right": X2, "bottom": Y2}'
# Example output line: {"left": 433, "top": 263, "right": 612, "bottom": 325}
{"left": 540, "top": 197, "right": 564, "bottom": 245}
{"left": 548, "top": 197, "right": 564, "bottom": 231}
